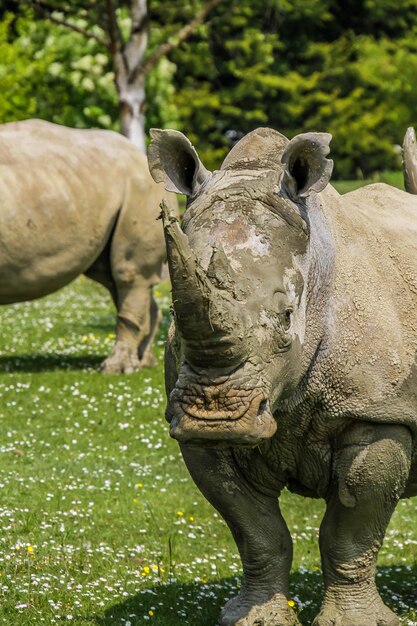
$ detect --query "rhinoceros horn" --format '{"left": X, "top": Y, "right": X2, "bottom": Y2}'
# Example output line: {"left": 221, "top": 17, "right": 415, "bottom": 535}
{"left": 403, "top": 127, "right": 417, "bottom": 195}
{"left": 159, "top": 201, "right": 245, "bottom": 366}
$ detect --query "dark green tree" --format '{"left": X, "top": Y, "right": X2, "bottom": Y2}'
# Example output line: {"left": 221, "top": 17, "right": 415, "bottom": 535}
{"left": 170, "top": 0, "right": 417, "bottom": 176}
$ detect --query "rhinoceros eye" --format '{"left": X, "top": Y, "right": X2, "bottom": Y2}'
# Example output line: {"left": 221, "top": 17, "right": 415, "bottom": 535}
{"left": 273, "top": 292, "right": 293, "bottom": 333}
{"left": 280, "top": 308, "right": 293, "bottom": 332}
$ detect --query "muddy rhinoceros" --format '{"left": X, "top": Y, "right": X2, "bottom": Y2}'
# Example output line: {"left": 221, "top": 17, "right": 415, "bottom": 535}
{"left": 148, "top": 125, "right": 417, "bottom": 626}
{"left": 0, "top": 119, "right": 176, "bottom": 373}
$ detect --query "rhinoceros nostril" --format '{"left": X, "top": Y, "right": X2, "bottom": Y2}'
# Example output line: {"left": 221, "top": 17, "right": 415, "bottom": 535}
{"left": 257, "top": 399, "right": 268, "bottom": 415}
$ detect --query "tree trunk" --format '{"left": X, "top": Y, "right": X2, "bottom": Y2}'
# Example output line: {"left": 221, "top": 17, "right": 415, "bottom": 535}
{"left": 108, "top": 0, "right": 149, "bottom": 152}
{"left": 119, "top": 81, "right": 147, "bottom": 153}
{"left": 24, "top": 0, "right": 223, "bottom": 153}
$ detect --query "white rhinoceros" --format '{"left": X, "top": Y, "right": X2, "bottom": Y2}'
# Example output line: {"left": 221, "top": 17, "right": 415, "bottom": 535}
{"left": 0, "top": 119, "right": 176, "bottom": 373}
{"left": 148, "top": 125, "right": 417, "bottom": 626}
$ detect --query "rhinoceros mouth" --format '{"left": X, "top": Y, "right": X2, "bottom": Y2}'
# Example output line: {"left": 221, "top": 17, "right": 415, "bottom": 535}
{"left": 167, "top": 382, "right": 277, "bottom": 446}
{"left": 179, "top": 386, "right": 265, "bottom": 421}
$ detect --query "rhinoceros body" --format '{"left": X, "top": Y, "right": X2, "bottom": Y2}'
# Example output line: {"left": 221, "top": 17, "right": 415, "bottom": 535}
{"left": 149, "top": 126, "right": 417, "bottom": 625}
{"left": 0, "top": 119, "right": 176, "bottom": 372}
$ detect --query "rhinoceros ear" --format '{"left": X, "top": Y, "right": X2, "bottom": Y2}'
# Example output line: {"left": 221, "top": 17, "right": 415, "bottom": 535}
{"left": 281, "top": 132, "right": 333, "bottom": 200}
{"left": 148, "top": 129, "right": 211, "bottom": 196}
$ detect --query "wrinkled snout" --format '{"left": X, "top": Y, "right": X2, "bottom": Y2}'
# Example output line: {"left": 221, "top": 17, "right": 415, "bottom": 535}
{"left": 166, "top": 365, "right": 277, "bottom": 446}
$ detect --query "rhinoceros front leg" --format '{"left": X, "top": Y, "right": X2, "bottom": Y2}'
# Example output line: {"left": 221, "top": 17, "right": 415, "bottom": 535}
{"left": 313, "top": 422, "right": 412, "bottom": 626}
{"left": 137, "top": 295, "right": 161, "bottom": 368}
{"left": 181, "top": 445, "right": 300, "bottom": 626}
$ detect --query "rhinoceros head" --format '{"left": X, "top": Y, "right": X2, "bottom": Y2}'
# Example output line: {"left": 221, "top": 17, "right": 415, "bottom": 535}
{"left": 148, "top": 127, "right": 333, "bottom": 446}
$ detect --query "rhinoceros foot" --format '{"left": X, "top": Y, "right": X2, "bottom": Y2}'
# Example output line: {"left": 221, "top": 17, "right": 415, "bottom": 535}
{"left": 100, "top": 344, "right": 141, "bottom": 374}
{"left": 312, "top": 597, "right": 399, "bottom": 626}
{"left": 138, "top": 352, "right": 159, "bottom": 368}
{"left": 219, "top": 591, "right": 300, "bottom": 626}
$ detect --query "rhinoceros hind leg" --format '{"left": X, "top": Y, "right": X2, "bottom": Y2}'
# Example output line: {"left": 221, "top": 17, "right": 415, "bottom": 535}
{"left": 101, "top": 278, "right": 156, "bottom": 374}
{"left": 85, "top": 241, "right": 156, "bottom": 374}
{"left": 102, "top": 175, "right": 166, "bottom": 373}
{"left": 314, "top": 423, "right": 411, "bottom": 626}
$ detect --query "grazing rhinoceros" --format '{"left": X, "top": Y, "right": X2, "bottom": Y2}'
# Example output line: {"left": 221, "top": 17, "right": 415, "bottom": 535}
{"left": 148, "top": 125, "right": 417, "bottom": 626}
{"left": 0, "top": 119, "right": 176, "bottom": 373}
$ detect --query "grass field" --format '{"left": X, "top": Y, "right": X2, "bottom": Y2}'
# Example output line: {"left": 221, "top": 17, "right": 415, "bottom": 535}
{"left": 333, "top": 169, "right": 404, "bottom": 194}
{"left": 1, "top": 214, "right": 417, "bottom": 624}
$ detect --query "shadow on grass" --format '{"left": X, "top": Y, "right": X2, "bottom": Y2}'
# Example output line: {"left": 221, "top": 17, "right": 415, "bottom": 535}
{"left": 0, "top": 353, "right": 103, "bottom": 373}
{"left": 94, "top": 578, "right": 235, "bottom": 626}
{"left": 92, "top": 567, "right": 417, "bottom": 626}
{"left": 92, "top": 574, "right": 322, "bottom": 626}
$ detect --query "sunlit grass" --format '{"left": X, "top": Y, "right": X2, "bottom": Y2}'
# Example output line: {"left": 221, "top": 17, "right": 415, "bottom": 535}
{"left": 334, "top": 169, "right": 404, "bottom": 194}
{"left": 0, "top": 277, "right": 416, "bottom": 625}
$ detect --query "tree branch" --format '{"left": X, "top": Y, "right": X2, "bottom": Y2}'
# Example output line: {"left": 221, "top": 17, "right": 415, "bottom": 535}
{"left": 140, "top": 0, "right": 222, "bottom": 77}
{"left": 104, "top": 0, "right": 129, "bottom": 89}
{"left": 15, "top": 0, "right": 109, "bottom": 48}
{"left": 44, "top": 12, "right": 109, "bottom": 47}
{"left": 105, "top": 0, "right": 123, "bottom": 55}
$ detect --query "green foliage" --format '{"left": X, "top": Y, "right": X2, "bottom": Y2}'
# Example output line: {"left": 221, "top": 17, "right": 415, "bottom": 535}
{"left": 0, "top": 10, "right": 118, "bottom": 130}
{"left": 0, "top": 5, "right": 189, "bottom": 136}
{"left": 0, "top": 13, "right": 49, "bottom": 122}
{"left": 145, "top": 58, "right": 180, "bottom": 132}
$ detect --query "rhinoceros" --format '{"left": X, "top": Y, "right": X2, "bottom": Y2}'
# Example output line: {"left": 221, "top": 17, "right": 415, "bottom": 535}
{"left": 0, "top": 119, "right": 176, "bottom": 373}
{"left": 148, "top": 125, "right": 417, "bottom": 626}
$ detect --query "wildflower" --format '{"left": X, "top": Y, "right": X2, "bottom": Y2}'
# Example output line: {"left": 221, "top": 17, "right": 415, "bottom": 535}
{"left": 288, "top": 599, "right": 295, "bottom": 608}
{"left": 148, "top": 610, "right": 154, "bottom": 616}
{"left": 27, "top": 545, "right": 34, "bottom": 554}
{"left": 177, "top": 511, "right": 183, "bottom": 517}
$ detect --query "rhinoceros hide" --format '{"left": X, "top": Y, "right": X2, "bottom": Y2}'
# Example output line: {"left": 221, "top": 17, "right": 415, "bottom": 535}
{"left": 148, "top": 125, "right": 417, "bottom": 626}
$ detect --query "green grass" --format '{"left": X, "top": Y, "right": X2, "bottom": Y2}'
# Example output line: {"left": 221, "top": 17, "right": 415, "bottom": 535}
{"left": 1, "top": 277, "right": 417, "bottom": 625}
{"left": 334, "top": 169, "right": 404, "bottom": 194}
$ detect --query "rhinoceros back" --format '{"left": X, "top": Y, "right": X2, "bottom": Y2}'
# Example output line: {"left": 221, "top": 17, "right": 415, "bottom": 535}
{"left": 0, "top": 119, "right": 148, "bottom": 302}
{"left": 315, "top": 183, "right": 417, "bottom": 448}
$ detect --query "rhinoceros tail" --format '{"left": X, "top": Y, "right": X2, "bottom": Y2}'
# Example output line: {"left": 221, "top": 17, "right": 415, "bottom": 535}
{"left": 403, "top": 127, "right": 417, "bottom": 194}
